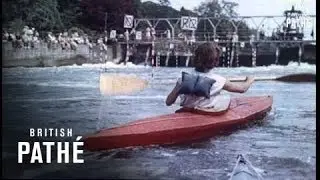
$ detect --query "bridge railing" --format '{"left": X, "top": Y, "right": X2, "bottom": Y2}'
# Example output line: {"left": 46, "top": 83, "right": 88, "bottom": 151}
{"left": 133, "top": 15, "right": 316, "bottom": 41}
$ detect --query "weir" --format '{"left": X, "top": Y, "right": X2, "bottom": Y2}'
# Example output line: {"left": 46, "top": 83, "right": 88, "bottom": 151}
{"left": 117, "top": 6, "right": 316, "bottom": 67}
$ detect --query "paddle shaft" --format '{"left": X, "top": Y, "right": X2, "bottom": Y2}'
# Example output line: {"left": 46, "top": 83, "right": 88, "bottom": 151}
{"left": 229, "top": 73, "right": 316, "bottom": 83}
{"left": 229, "top": 76, "right": 276, "bottom": 82}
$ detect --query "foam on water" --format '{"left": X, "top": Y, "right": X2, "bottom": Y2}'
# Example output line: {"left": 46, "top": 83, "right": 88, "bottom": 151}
{"left": 2, "top": 61, "right": 315, "bottom": 72}
{"left": 113, "top": 95, "right": 167, "bottom": 100}
{"left": 2, "top": 81, "right": 97, "bottom": 88}
{"left": 3, "top": 96, "right": 98, "bottom": 102}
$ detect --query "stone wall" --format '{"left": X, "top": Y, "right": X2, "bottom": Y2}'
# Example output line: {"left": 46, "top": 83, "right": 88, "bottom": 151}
{"left": 2, "top": 42, "right": 122, "bottom": 67}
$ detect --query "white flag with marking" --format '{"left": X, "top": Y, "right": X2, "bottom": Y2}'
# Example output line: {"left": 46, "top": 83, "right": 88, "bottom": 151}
{"left": 181, "top": 16, "right": 198, "bottom": 31}
{"left": 124, "top": 15, "right": 134, "bottom": 28}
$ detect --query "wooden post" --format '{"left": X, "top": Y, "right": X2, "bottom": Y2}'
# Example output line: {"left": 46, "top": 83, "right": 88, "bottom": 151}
{"left": 145, "top": 46, "right": 150, "bottom": 66}
{"left": 227, "top": 46, "right": 230, "bottom": 67}
{"left": 165, "top": 43, "right": 173, "bottom": 67}
{"left": 151, "top": 41, "right": 155, "bottom": 66}
{"left": 230, "top": 43, "right": 235, "bottom": 67}
{"left": 275, "top": 45, "right": 279, "bottom": 65}
{"left": 125, "top": 41, "right": 129, "bottom": 65}
{"left": 298, "top": 43, "right": 302, "bottom": 66}
{"left": 175, "top": 53, "right": 178, "bottom": 67}
{"left": 235, "top": 43, "right": 239, "bottom": 67}
{"left": 185, "top": 50, "right": 191, "bottom": 67}
{"left": 165, "top": 51, "right": 170, "bottom": 67}
{"left": 124, "top": 30, "right": 129, "bottom": 65}
{"left": 222, "top": 46, "right": 226, "bottom": 67}
{"left": 252, "top": 44, "right": 257, "bottom": 67}
{"left": 156, "top": 52, "right": 160, "bottom": 67}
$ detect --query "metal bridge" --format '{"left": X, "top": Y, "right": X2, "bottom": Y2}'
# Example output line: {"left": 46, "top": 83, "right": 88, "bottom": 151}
{"left": 132, "top": 14, "right": 316, "bottom": 41}
{"left": 119, "top": 12, "right": 316, "bottom": 67}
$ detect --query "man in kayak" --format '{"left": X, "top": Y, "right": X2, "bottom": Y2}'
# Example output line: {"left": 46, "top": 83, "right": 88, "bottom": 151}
{"left": 165, "top": 42, "right": 255, "bottom": 110}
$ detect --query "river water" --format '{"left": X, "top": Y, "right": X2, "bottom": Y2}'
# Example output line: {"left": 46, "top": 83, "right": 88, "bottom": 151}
{"left": 2, "top": 62, "right": 316, "bottom": 179}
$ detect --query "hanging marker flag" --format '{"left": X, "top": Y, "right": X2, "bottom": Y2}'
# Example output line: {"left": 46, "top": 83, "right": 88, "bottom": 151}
{"left": 124, "top": 15, "right": 134, "bottom": 28}
{"left": 110, "top": 30, "right": 117, "bottom": 39}
{"left": 136, "top": 31, "right": 142, "bottom": 40}
{"left": 180, "top": 16, "right": 198, "bottom": 31}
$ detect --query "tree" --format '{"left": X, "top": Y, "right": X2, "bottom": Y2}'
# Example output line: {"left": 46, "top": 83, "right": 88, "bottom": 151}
{"left": 194, "top": 0, "right": 223, "bottom": 18}
{"left": 221, "top": 0, "right": 239, "bottom": 17}
{"left": 79, "top": 0, "right": 137, "bottom": 32}
{"left": 193, "top": 0, "right": 255, "bottom": 40}
{"left": 180, "top": 7, "right": 198, "bottom": 16}
{"left": 57, "top": 0, "right": 82, "bottom": 30}
{"left": 26, "top": 0, "right": 63, "bottom": 31}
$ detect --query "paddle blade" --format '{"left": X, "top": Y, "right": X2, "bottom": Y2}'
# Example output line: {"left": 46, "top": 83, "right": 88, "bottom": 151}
{"left": 275, "top": 73, "right": 316, "bottom": 82}
{"left": 99, "top": 73, "right": 148, "bottom": 96}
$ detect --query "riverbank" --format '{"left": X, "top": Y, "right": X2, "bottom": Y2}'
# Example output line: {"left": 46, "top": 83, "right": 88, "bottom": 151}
{"left": 2, "top": 42, "right": 122, "bottom": 68}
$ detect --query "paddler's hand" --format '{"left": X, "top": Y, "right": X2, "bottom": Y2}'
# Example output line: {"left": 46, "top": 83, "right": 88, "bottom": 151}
{"left": 246, "top": 76, "right": 255, "bottom": 84}
{"left": 174, "top": 78, "right": 183, "bottom": 91}
{"left": 166, "top": 79, "right": 182, "bottom": 106}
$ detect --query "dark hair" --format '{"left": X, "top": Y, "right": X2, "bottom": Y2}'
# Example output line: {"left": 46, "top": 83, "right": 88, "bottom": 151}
{"left": 194, "top": 42, "right": 221, "bottom": 73}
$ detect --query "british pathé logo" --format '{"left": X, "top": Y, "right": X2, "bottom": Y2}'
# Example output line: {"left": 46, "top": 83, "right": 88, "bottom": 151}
{"left": 18, "top": 128, "right": 84, "bottom": 163}
{"left": 285, "top": 14, "right": 314, "bottom": 29}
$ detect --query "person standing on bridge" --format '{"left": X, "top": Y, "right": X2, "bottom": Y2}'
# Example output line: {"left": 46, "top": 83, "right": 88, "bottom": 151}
{"left": 165, "top": 42, "right": 255, "bottom": 109}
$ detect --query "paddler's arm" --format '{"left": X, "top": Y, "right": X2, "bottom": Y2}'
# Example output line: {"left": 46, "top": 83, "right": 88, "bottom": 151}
{"left": 223, "top": 76, "right": 255, "bottom": 93}
{"left": 166, "top": 82, "right": 181, "bottom": 106}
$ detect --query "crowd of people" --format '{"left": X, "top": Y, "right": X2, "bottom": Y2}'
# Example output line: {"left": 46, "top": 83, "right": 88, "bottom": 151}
{"left": 2, "top": 26, "right": 41, "bottom": 49}
{"left": 2, "top": 26, "right": 112, "bottom": 52}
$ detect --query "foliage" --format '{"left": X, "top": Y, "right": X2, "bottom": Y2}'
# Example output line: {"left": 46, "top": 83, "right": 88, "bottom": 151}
{"left": 7, "top": 18, "right": 26, "bottom": 34}
{"left": 2, "top": 0, "right": 254, "bottom": 38}
{"left": 26, "top": 0, "right": 63, "bottom": 31}
{"left": 194, "top": 0, "right": 255, "bottom": 39}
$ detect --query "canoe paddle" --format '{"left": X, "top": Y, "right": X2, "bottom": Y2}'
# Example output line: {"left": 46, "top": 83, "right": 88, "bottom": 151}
{"left": 229, "top": 73, "right": 316, "bottom": 83}
{"left": 99, "top": 73, "right": 148, "bottom": 96}
{"left": 99, "top": 73, "right": 315, "bottom": 96}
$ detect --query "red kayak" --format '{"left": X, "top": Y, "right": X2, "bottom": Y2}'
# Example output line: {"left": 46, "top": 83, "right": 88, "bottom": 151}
{"left": 84, "top": 96, "right": 273, "bottom": 151}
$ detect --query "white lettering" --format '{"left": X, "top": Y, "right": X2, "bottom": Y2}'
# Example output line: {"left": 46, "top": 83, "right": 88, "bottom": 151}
{"left": 30, "top": 142, "right": 43, "bottom": 163}
{"left": 57, "top": 142, "right": 69, "bottom": 163}
{"left": 73, "top": 136, "right": 84, "bottom": 163}
{"left": 48, "top": 128, "right": 53, "bottom": 136}
{"left": 43, "top": 142, "right": 54, "bottom": 163}
{"left": 37, "top": 128, "right": 42, "bottom": 137}
{"left": 30, "top": 129, "right": 34, "bottom": 137}
{"left": 18, "top": 142, "right": 30, "bottom": 163}
{"left": 60, "top": 128, "right": 65, "bottom": 137}
{"left": 67, "top": 129, "right": 72, "bottom": 137}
